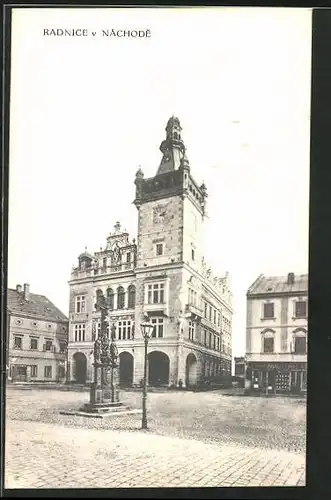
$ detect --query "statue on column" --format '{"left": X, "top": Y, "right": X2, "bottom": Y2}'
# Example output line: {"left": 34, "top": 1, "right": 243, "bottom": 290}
{"left": 177, "top": 310, "right": 185, "bottom": 340}
{"left": 94, "top": 337, "right": 101, "bottom": 364}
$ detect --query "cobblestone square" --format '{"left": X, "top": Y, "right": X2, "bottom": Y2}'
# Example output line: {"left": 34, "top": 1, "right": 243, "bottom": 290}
{"left": 5, "top": 387, "right": 306, "bottom": 489}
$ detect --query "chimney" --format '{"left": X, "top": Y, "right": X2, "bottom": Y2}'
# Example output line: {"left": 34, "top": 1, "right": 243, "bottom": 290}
{"left": 287, "top": 273, "right": 295, "bottom": 285}
{"left": 23, "top": 283, "right": 30, "bottom": 301}
{"left": 16, "top": 284, "right": 22, "bottom": 293}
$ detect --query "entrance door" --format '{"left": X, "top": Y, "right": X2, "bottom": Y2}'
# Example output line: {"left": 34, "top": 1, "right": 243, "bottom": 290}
{"left": 148, "top": 351, "right": 170, "bottom": 386}
{"left": 119, "top": 352, "right": 134, "bottom": 387}
{"left": 73, "top": 353, "right": 87, "bottom": 384}
{"left": 291, "top": 371, "right": 302, "bottom": 394}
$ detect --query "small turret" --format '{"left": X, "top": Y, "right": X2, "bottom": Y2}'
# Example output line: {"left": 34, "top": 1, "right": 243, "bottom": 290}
{"left": 135, "top": 166, "right": 144, "bottom": 199}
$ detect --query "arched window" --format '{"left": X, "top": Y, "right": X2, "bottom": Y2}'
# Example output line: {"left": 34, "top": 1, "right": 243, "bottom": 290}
{"left": 96, "top": 289, "right": 104, "bottom": 307}
{"left": 261, "top": 329, "right": 275, "bottom": 353}
{"left": 291, "top": 328, "right": 307, "bottom": 354}
{"left": 106, "top": 288, "right": 114, "bottom": 310}
{"left": 117, "top": 286, "right": 125, "bottom": 309}
{"left": 128, "top": 285, "right": 136, "bottom": 309}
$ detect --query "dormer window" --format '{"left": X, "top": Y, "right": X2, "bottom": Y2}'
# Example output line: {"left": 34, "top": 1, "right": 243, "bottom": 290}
{"left": 126, "top": 252, "right": 131, "bottom": 263}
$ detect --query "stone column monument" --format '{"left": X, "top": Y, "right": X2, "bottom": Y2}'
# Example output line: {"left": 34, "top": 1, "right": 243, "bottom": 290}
{"left": 82, "top": 294, "right": 124, "bottom": 414}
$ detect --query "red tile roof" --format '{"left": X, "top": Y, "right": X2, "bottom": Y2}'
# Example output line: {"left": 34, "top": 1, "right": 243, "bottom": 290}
{"left": 7, "top": 289, "right": 68, "bottom": 322}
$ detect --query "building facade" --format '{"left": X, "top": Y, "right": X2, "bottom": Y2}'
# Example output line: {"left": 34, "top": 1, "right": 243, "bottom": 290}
{"left": 7, "top": 283, "right": 69, "bottom": 383}
{"left": 245, "top": 272, "right": 308, "bottom": 394}
{"left": 234, "top": 356, "right": 246, "bottom": 379}
{"left": 68, "top": 117, "right": 233, "bottom": 387}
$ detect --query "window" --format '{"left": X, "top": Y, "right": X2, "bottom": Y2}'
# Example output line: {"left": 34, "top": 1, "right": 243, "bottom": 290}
{"left": 191, "top": 248, "right": 195, "bottom": 261}
{"left": 147, "top": 283, "right": 165, "bottom": 304}
{"left": 30, "top": 338, "right": 38, "bottom": 350}
{"left": 44, "top": 366, "right": 52, "bottom": 378}
{"left": 203, "top": 329, "right": 207, "bottom": 346}
{"left": 45, "top": 340, "right": 53, "bottom": 351}
{"left": 263, "top": 303, "right": 274, "bottom": 319}
{"left": 213, "top": 335, "right": 216, "bottom": 350}
{"left": 204, "top": 302, "right": 207, "bottom": 318}
{"left": 156, "top": 243, "right": 163, "bottom": 256}
{"left": 128, "top": 285, "right": 136, "bottom": 309}
{"left": 59, "top": 342, "right": 66, "bottom": 353}
{"left": 263, "top": 337, "right": 274, "bottom": 353}
{"left": 151, "top": 318, "right": 164, "bottom": 338}
{"left": 295, "top": 301, "right": 307, "bottom": 318}
{"left": 117, "top": 319, "right": 134, "bottom": 340}
{"left": 188, "top": 288, "right": 197, "bottom": 306}
{"left": 126, "top": 252, "right": 131, "bottom": 263}
{"left": 217, "top": 337, "right": 220, "bottom": 351}
{"left": 107, "top": 288, "right": 114, "bottom": 310}
{"left": 75, "top": 295, "right": 86, "bottom": 313}
{"left": 218, "top": 313, "right": 221, "bottom": 327}
{"left": 14, "top": 336, "right": 22, "bottom": 349}
{"left": 103, "top": 257, "right": 107, "bottom": 269}
{"left": 294, "top": 336, "right": 306, "bottom": 354}
{"left": 213, "top": 310, "right": 217, "bottom": 324}
{"left": 117, "top": 286, "right": 125, "bottom": 309}
{"left": 96, "top": 321, "right": 109, "bottom": 338}
{"left": 96, "top": 289, "right": 104, "bottom": 303}
{"left": 209, "top": 305, "right": 212, "bottom": 322}
{"left": 188, "top": 320, "right": 195, "bottom": 341}
{"left": 31, "top": 365, "right": 37, "bottom": 377}
{"left": 209, "top": 332, "right": 212, "bottom": 348}
{"left": 59, "top": 366, "right": 65, "bottom": 378}
{"left": 74, "top": 324, "right": 86, "bottom": 342}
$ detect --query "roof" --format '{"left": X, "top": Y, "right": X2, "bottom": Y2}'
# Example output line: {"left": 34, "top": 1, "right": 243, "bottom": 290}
{"left": 7, "top": 289, "right": 68, "bottom": 322}
{"left": 247, "top": 273, "right": 308, "bottom": 296}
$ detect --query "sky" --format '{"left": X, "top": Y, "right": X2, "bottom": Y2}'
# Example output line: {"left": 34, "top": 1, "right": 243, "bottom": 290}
{"left": 8, "top": 7, "right": 312, "bottom": 357}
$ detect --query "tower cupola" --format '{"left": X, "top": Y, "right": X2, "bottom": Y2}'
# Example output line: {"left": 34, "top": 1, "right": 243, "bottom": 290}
{"left": 157, "top": 116, "right": 186, "bottom": 175}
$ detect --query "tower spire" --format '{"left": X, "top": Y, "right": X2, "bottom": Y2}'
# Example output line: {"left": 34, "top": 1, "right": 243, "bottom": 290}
{"left": 156, "top": 116, "right": 186, "bottom": 175}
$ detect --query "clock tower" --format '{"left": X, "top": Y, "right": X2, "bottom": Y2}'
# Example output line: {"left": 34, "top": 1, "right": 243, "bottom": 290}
{"left": 133, "top": 116, "right": 208, "bottom": 270}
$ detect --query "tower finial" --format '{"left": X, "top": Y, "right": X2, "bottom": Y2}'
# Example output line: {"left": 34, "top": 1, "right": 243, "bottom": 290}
{"left": 156, "top": 116, "right": 185, "bottom": 175}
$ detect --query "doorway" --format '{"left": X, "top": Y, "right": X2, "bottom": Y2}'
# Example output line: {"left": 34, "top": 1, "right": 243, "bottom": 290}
{"left": 73, "top": 352, "right": 87, "bottom": 384}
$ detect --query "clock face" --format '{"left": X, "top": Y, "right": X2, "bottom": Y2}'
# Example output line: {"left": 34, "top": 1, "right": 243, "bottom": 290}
{"left": 153, "top": 204, "right": 167, "bottom": 224}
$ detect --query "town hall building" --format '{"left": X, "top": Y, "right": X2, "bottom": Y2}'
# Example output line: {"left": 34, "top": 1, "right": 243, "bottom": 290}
{"left": 67, "top": 117, "right": 233, "bottom": 387}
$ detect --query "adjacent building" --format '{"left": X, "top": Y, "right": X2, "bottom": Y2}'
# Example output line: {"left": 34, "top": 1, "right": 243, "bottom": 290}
{"left": 7, "top": 283, "right": 69, "bottom": 383}
{"left": 245, "top": 272, "right": 308, "bottom": 394}
{"left": 234, "top": 356, "right": 246, "bottom": 380}
{"left": 67, "top": 116, "right": 233, "bottom": 388}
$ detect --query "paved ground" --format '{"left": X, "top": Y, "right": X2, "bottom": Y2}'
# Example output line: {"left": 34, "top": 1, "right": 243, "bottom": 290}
{"left": 5, "top": 419, "right": 305, "bottom": 489}
{"left": 6, "top": 387, "right": 307, "bottom": 452}
{"left": 4, "top": 388, "right": 306, "bottom": 489}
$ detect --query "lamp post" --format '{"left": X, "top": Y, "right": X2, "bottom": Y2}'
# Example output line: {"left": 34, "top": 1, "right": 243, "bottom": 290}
{"left": 140, "top": 317, "right": 155, "bottom": 430}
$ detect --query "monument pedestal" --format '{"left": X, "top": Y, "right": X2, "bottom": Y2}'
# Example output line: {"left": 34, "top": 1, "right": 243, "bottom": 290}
{"left": 81, "top": 363, "right": 129, "bottom": 415}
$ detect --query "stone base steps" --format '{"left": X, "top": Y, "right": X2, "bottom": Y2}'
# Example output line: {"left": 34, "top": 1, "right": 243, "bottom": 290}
{"left": 59, "top": 408, "right": 142, "bottom": 419}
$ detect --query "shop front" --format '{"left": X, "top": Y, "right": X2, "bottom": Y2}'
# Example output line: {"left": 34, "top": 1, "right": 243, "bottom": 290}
{"left": 247, "top": 361, "right": 307, "bottom": 395}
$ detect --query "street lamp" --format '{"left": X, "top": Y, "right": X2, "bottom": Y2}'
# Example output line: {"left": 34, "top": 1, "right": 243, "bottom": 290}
{"left": 141, "top": 317, "right": 155, "bottom": 430}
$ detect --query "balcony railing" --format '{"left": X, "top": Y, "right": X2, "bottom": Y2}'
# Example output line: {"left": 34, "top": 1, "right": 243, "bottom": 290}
{"left": 71, "top": 262, "right": 135, "bottom": 279}
{"left": 185, "top": 303, "right": 203, "bottom": 318}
